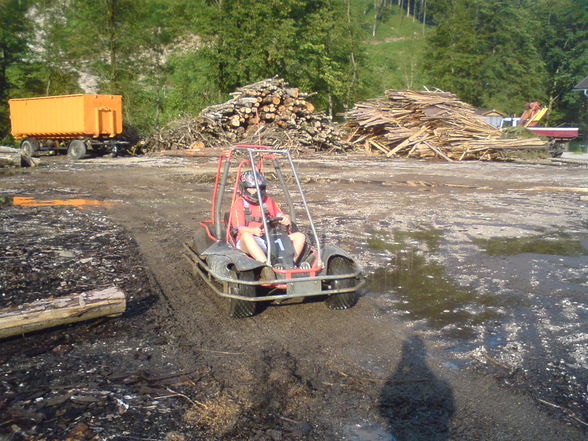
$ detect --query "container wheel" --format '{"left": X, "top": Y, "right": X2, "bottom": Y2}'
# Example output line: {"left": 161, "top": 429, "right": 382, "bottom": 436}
{"left": 67, "top": 140, "right": 87, "bottom": 160}
{"left": 227, "top": 268, "right": 257, "bottom": 318}
{"left": 325, "top": 256, "right": 359, "bottom": 310}
{"left": 20, "top": 138, "right": 39, "bottom": 156}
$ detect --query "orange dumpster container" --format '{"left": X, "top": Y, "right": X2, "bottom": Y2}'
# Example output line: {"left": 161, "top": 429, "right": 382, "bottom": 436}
{"left": 9, "top": 94, "right": 123, "bottom": 140}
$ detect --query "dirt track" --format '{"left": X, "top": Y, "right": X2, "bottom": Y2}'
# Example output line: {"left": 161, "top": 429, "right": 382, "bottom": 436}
{"left": 1, "top": 152, "right": 587, "bottom": 441}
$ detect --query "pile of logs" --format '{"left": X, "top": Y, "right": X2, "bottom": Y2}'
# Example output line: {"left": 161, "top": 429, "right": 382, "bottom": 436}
{"left": 142, "top": 78, "right": 351, "bottom": 154}
{"left": 344, "top": 90, "right": 548, "bottom": 161}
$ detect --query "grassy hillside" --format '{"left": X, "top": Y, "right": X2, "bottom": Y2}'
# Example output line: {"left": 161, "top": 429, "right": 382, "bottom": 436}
{"left": 354, "top": 2, "right": 428, "bottom": 99}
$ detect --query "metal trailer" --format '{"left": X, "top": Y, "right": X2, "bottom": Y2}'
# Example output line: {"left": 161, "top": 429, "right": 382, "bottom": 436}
{"left": 184, "top": 145, "right": 364, "bottom": 318}
{"left": 526, "top": 127, "right": 580, "bottom": 157}
{"left": 494, "top": 116, "right": 579, "bottom": 157}
{"left": 8, "top": 94, "right": 127, "bottom": 159}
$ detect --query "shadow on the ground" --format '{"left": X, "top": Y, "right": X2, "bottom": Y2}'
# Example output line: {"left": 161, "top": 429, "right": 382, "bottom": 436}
{"left": 378, "top": 335, "right": 455, "bottom": 441}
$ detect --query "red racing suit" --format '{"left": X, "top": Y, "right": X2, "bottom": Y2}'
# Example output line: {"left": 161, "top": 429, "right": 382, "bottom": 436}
{"left": 229, "top": 196, "right": 283, "bottom": 240}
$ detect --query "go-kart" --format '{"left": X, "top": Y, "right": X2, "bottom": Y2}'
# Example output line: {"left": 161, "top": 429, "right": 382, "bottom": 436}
{"left": 184, "top": 144, "right": 364, "bottom": 318}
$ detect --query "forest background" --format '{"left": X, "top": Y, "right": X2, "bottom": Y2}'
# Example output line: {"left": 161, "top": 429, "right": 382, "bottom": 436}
{"left": 1, "top": 0, "right": 586, "bottom": 143}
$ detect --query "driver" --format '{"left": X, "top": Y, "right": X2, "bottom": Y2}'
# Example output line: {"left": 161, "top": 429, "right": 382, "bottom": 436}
{"left": 230, "top": 169, "right": 305, "bottom": 264}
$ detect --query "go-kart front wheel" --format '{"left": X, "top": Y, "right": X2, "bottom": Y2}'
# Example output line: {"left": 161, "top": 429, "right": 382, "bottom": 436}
{"left": 325, "top": 256, "right": 359, "bottom": 310}
{"left": 227, "top": 268, "right": 257, "bottom": 318}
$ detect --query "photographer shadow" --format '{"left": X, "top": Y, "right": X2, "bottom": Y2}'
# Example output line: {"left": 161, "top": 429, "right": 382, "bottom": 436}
{"left": 378, "top": 335, "right": 455, "bottom": 441}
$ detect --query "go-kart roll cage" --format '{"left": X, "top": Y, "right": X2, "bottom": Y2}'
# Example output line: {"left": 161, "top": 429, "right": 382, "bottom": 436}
{"left": 213, "top": 144, "right": 322, "bottom": 266}
{"left": 183, "top": 144, "right": 364, "bottom": 303}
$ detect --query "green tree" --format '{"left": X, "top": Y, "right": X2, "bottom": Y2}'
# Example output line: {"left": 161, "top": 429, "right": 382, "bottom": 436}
{"left": 162, "top": 50, "right": 221, "bottom": 122}
{"left": 53, "top": 0, "right": 203, "bottom": 133}
{"left": 120, "top": 0, "right": 200, "bottom": 131}
{"left": 200, "top": 0, "right": 363, "bottom": 115}
{"left": 16, "top": 0, "right": 81, "bottom": 97}
{"left": 423, "top": 0, "right": 547, "bottom": 113}
{"left": 60, "top": 0, "right": 147, "bottom": 93}
{"left": 476, "top": 0, "right": 547, "bottom": 112}
{"left": 0, "top": 0, "right": 31, "bottom": 138}
{"left": 422, "top": 0, "right": 484, "bottom": 105}
{"left": 535, "top": 0, "right": 588, "bottom": 125}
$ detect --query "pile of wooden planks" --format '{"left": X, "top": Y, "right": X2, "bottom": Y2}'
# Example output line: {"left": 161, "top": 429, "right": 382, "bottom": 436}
{"left": 142, "top": 78, "right": 351, "bottom": 154}
{"left": 344, "top": 90, "right": 548, "bottom": 161}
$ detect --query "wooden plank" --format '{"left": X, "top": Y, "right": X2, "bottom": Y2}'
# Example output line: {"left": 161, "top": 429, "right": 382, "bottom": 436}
{"left": 386, "top": 126, "right": 427, "bottom": 157}
{"left": 459, "top": 147, "right": 470, "bottom": 161}
{"left": 424, "top": 141, "right": 454, "bottom": 162}
{"left": 369, "top": 140, "right": 390, "bottom": 154}
{"left": 407, "top": 143, "right": 420, "bottom": 157}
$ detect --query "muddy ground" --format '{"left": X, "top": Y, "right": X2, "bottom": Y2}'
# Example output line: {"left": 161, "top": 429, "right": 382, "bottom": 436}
{"left": 1, "top": 152, "right": 587, "bottom": 441}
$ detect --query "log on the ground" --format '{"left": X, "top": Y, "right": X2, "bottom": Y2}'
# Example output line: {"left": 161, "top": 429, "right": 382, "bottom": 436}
{"left": 0, "top": 146, "right": 39, "bottom": 167}
{"left": 0, "top": 286, "right": 126, "bottom": 339}
{"left": 20, "top": 154, "right": 40, "bottom": 167}
{"left": 0, "top": 147, "right": 22, "bottom": 167}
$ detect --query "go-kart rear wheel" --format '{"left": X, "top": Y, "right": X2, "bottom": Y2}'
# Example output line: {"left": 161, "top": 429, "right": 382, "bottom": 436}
{"left": 193, "top": 228, "right": 215, "bottom": 254}
{"left": 228, "top": 268, "right": 257, "bottom": 318}
{"left": 325, "top": 256, "right": 359, "bottom": 310}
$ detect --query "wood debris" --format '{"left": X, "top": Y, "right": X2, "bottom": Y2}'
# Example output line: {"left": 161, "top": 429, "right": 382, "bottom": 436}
{"left": 344, "top": 90, "right": 548, "bottom": 161}
{"left": 142, "top": 78, "right": 351, "bottom": 154}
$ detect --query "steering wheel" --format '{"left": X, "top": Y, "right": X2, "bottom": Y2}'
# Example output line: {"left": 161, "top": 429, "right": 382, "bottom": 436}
{"left": 266, "top": 216, "right": 284, "bottom": 225}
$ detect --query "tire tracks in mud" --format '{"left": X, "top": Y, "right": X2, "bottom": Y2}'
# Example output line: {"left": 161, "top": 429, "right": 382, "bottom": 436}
{"left": 120, "top": 214, "right": 587, "bottom": 440}
{"left": 110, "top": 166, "right": 588, "bottom": 441}
{"left": 13, "top": 158, "right": 586, "bottom": 440}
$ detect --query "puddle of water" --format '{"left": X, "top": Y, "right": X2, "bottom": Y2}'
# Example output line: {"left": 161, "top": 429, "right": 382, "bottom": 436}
{"left": 484, "top": 332, "right": 507, "bottom": 348}
{"left": 367, "top": 226, "right": 443, "bottom": 252}
{"left": 441, "top": 360, "right": 463, "bottom": 370}
{"left": 1, "top": 196, "right": 116, "bottom": 209}
{"left": 0, "top": 196, "right": 14, "bottom": 207}
{"left": 368, "top": 252, "right": 508, "bottom": 329}
{"left": 444, "top": 341, "right": 479, "bottom": 353}
{"left": 367, "top": 229, "right": 528, "bottom": 336}
{"left": 474, "top": 233, "right": 587, "bottom": 256}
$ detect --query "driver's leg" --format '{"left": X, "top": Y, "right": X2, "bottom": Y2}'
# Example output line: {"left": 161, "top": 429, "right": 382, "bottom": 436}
{"left": 289, "top": 232, "right": 305, "bottom": 262}
{"left": 238, "top": 232, "right": 267, "bottom": 262}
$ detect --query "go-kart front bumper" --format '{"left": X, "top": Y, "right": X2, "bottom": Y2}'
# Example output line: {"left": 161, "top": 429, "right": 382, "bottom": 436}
{"left": 184, "top": 243, "right": 364, "bottom": 302}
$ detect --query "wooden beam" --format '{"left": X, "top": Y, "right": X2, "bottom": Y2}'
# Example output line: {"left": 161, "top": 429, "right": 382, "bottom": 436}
{"left": 425, "top": 141, "right": 454, "bottom": 162}
{"left": 369, "top": 139, "right": 390, "bottom": 154}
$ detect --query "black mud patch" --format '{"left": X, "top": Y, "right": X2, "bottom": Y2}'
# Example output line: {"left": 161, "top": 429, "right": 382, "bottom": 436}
{"left": 0, "top": 192, "right": 200, "bottom": 440}
{"left": 0, "top": 200, "right": 141, "bottom": 307}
